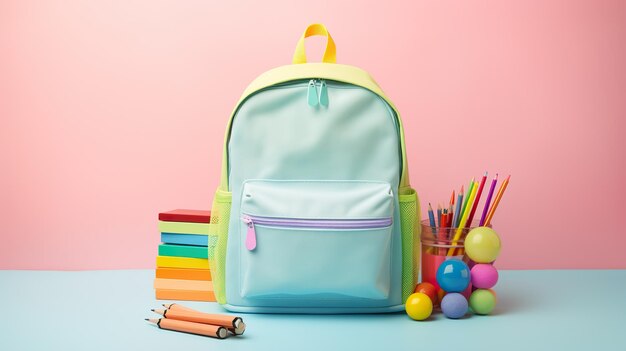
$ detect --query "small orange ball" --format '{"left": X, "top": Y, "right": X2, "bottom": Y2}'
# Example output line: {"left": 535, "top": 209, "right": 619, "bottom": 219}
{"left": 414, "top": 282, "right": 438, "bottom": 305}
{"left": 437, "top": 288, "right": 447, "bottom": 304}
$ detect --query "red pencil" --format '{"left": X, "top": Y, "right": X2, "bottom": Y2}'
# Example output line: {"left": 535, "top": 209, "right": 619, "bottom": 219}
{"left": 438, "top": 210, "right": 448, "bottom": 255}
{"left": 466, "top": 172, "right": 488, "bottom": 226}
{"left": 448, "top": 191, "right": 455, "bottom": 228}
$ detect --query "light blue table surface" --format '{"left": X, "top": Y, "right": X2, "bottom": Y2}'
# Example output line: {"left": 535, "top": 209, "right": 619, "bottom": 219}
{"left": 1, "top": 269, "right": 624, "bottom": 350}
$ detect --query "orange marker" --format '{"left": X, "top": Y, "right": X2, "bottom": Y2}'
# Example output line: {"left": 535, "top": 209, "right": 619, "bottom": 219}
{"left": 154, "top": 307, "right": 245, "bottom": 335}
{"left": 145, "top": 318, "right": 228, "bottom": 339}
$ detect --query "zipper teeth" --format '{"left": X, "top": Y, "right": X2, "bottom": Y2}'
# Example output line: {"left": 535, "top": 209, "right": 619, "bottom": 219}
{"left": 243, "top": 214, "right": 392, "bottom": 229}
{"left": 264, "top": 79, "right": 358, "bottom": 89}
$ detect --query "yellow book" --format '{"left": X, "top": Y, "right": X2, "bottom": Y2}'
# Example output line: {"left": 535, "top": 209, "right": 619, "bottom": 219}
{"left": 156, "top": 256, "right": 209, "bottom": 269}
{"left": 158, "top": 221, "right": 209, "bottom": 235}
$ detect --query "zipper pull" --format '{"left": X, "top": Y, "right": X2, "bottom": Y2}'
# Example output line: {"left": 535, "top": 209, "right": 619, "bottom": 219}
{"left": 307, "top": 79, "right": 318, "bottom": 107}
{"left": 242, "top": 216, "right": 257, "bottom": 251}
{"left": 319, "top": 80, "right": 329, "bottom": 107}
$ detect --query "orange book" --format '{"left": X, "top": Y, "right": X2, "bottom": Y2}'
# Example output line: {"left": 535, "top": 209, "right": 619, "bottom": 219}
{"left": 155, "top": 289, "right": 216, "bottom": 302}
{"left": 156, "top": 268, "right": 212, "bottom": 281}
{"left": 154, "top": 278, "right": 213, "bottom": 291}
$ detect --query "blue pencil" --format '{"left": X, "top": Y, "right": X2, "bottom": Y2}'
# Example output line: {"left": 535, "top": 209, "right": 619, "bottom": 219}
{"left": 428, "top": 203, "right": 437, "bottom": 234}
{"left": 453, "top": 186, "right": 464, "bottom": 228}
{"left": 436, "top": 204, "right": 442, "bottom": 227}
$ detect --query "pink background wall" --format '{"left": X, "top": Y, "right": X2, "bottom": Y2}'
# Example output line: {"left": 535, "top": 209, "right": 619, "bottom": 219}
{"left": 2, "top": 0, "right": 625, "bottom": 270}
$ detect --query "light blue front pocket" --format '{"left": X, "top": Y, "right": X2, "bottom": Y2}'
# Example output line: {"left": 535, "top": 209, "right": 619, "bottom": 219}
{"left": 238, "top": 180, "right": 394, "bottom": 302}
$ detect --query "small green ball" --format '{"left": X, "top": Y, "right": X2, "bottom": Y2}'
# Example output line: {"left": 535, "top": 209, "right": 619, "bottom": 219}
{"left": 469, "top": 289, "right": 496, "bottom": 315}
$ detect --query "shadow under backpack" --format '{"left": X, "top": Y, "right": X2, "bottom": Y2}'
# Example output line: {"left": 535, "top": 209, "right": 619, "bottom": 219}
{"left": 208, "top": 24, "right": 421, "bottom": 313}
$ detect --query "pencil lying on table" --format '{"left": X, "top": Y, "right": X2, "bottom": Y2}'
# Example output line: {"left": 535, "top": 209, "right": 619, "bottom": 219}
{"left": 159, "top": 304, "right": 246, "bottom": 335}
{"left": 152, "top": 308, "right": 245, "bottom": 335}
{"left": 145, "top": 318, "right": 228, "bottom": 339}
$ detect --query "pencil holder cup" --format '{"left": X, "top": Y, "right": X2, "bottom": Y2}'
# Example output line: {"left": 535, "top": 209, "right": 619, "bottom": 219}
{"left": 420, "top": 220, "right": 487, "bottom": 301}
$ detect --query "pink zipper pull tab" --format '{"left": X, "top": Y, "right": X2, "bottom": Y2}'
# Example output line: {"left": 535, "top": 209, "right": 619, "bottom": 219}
{"left": 243, "top": 216, "right": 257, "bottom": 251}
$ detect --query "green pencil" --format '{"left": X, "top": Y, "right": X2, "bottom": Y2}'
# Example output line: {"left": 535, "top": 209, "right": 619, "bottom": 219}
{"left": 459, "top": 178, "right": 475, "bottom": 226}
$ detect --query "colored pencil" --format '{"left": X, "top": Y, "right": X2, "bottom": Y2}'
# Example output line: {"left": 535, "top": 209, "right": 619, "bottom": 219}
{"left": 427, "top": 203, "right": 437, "bottom": 254}
{"left": 453, "top": 186, "right": 464, "bottom": 227}
{"left": 465, "top": 183, "right": 478, "bottom": 228}
{"left": 152, "top": 308, "right": 244, "bottom": 331}
{"left": 479, "top": 174, "right": 499, "bottom": 226}
{"left": 145, "top": 318, "right": 227, "bottom": 339}
{"left": 448, "top": 190, "right": 454, "bottom": 228}
{"left": 484, "top": 175, "right": 510, "bottom": 226}
{"left": 437, "top": 204, "right": 442, "bottom": 228}
{"left": 436, "top": 210, "right": 446, "bottom": 255}
{"left": 450, "top": 191, "right": 455, "bottom": 207}
{"left": 163, "top": 303, "right": 196, "bottom": 311}
{"left": 466, "top": 172, "right": 488, "bottom": 226}
{"left": 428, "top": 203, "right": 436, "bottom": 233}
{"left": 460, "top": 179, "right": 475, "bottom": 224}
{"left": 448, "top": 182, "right": 478, "bottom": 256}
{"left": 163, "top": 304, "right": 246, "bottom": 335}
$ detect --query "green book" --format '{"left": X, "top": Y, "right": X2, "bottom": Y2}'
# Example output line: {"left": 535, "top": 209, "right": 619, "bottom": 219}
{"left": 158, "top": 221, "right": 209, "bottom": 235}
{"left": 158, "top": 244, "right": 208, "bottom": 259}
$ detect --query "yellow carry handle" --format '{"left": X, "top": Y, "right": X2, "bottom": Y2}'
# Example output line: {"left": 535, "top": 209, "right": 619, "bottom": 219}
{"left": 292, "top": 23, "right": 337, "bottom": 64}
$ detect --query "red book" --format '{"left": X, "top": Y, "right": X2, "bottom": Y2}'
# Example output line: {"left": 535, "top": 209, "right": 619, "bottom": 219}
{"left": 158, "top": 209, "right": 211, "bottom": 224}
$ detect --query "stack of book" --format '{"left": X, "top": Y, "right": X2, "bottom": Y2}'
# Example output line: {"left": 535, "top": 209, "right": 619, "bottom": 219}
{"left": 155, "top": 209, "right": 215, "bottom": 301}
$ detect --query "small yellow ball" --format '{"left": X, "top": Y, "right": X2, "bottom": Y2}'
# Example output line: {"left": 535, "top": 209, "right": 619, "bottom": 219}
{"left": 405, "top": 292, "right": 433, "bottom": 321}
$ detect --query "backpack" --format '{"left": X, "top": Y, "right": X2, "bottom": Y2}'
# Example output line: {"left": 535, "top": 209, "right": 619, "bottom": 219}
{"left": 208, "top": 24, "right": 421, "bottom": 313}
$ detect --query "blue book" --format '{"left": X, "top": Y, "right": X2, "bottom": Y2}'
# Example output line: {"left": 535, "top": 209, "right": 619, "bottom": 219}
{"left": 160, "top": 233, "right": 208, "bottom": 246}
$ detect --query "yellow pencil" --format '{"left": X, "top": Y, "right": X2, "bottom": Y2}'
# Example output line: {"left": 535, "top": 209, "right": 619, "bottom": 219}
{"left": 447, "top": 181, "right": 478, "bottom": 256}
{"left": 484, "top": 175, "right": 510, "bottom": 226}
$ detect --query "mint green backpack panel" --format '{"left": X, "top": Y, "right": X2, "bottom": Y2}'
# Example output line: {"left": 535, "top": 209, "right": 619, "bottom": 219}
{"left": 224, "top": 79, "right": 404, "bottom": 313}
{"left": 207, "top": 23, "right": 421, "bottom": 313}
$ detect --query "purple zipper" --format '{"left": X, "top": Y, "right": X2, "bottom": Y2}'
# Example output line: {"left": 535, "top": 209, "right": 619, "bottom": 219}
{"left": 242, "top": 214, "right": 392, "bottom": 251}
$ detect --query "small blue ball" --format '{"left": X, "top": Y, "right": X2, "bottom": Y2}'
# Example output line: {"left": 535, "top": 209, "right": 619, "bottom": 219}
{"left": 441, "top": 293, "right": 468, "bottom": 319}
{"left": 436, "top": 259, "right": 470, "bottom": 292}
